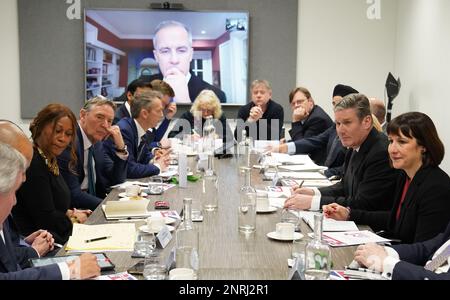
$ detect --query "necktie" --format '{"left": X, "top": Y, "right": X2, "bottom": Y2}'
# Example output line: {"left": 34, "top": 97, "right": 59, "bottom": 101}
{"left": 87, "top": 146, "right": 96, "bottom": 196}
{"left": 324, "top": 135, "right": 340, "bottom": 167}
{"left": 424, "top": 244, "right": 450, "bottom": 271}
{"left": 137, "top": 134, "right": 148, "bottom": 163}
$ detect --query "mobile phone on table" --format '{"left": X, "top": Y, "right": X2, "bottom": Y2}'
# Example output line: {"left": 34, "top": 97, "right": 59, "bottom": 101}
{"left": 127, "top": 260, "right": 144, "bottom": 275}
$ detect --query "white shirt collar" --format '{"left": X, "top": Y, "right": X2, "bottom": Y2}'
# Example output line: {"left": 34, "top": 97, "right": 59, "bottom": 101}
{"left": 125, "top": 101, "right": 131, "bottom": 117}
{"left": 0, "top": 229, "right": 5, "bottom": 244}
{"left": 186, "top": 72, "right": 192, "bottom": 84}
{"left": 134, "top": 119, "right": 147, "bottom": 140}
{"left": 78, "top": 123, "right": 92, "bottom": 151}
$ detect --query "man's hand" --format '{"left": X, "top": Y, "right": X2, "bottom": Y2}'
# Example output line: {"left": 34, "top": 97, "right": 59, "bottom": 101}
{"left": 159, "top": 138, "right": 171, "bottom": 149}
{"left": 164, "top": 68, "right": 191, "bottom": 104}
{"left": 24, "top": 229, "right": 46, "bottom": 245}
{"left": 292, "top": 106, "right": 309, "bottom": 122}
{"left": 354, "top": 243, "right": 387, "bottom": 273}
{"left": 30, "top": 230, "right": 54, "bottom": 257}
{"left": 269, "top": 143, "right": 288, "bottom": 153}
{"left": 322, "top": 203, "right": 349, "bottom": 220}
{"left": 284, "top": 194, "right": 313, "bottom": 210}
{"left": 292, "top": 187, "right": 314, "bottom": 195}
{"left": 248, "top": 106, "right": 264, "bottom": 122}
{"left": 67, "top": 253, "right": 101, "bottom": 280}
{"left": 106, "top": 125, "right": 125, "bottom": 150}
{"left": 165, "top": 103, "right": 177, "bottom": 120}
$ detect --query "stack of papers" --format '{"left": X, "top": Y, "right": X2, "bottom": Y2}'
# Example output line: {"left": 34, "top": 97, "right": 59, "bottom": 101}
{"left": 270, "top": 153, "right": 314, "bottom": 165}
{"left": 300, "top": 211, "right": 359, "bottom": 232}
{"left": 103, "top": 199, "right": 151, "bottom": 220}
{"left": 322, "top": 230, "right": 391, "bottom": 247}
{"left": 65, "top": 223, "right": 135, "bottom": 251}
{"left": 254, "top": 140, "right": 280, "bottom": 152}
{"left": 277, "top": 172, "right": 327, "bottom": 180}
{"left": 278, "top": 164, "right": 328, "bottom": 172}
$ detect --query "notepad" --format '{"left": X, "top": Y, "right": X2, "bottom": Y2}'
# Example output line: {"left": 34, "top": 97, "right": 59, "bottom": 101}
{"left": 300, "top": 211, "right": 359, "bottom": 232}
{"left": 65, "top": 223, "right": 135, "bottom": 251}
{"left": 103, "top": 199, "right": 151, "bottom": 220}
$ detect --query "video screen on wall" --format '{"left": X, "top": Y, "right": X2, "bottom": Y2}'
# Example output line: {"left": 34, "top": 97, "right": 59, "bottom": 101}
{"left": 84, "top": 9, "right": 249, "bottom": 105}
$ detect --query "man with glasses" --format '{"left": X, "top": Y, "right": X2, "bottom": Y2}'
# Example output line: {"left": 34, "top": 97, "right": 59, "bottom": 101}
{"left": 58, "top": 97, "right": 128, "bottom": 210}
{"left": 287, "top": 87, "right": 333, "bottom": 141}
{"left": 147, "top": 20, "right": 226, "bottom": 104}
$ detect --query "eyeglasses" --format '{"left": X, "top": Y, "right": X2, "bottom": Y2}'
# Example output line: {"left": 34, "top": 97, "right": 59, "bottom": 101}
{"left": 290, "top": 98, "right": 309, "bottom": 106}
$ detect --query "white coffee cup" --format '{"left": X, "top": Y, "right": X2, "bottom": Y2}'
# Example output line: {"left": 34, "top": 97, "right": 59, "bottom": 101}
{"left": 276, "top": 222, "right": 295, "bottom": 238}
{"left": 169, "top": 268, "right": 195, "bottom": 280}
{"left": 147, "top": 216, "right": 165, "bottom": 232}
{"left": 125, "top": 185, "right": 140, "bottom": 197}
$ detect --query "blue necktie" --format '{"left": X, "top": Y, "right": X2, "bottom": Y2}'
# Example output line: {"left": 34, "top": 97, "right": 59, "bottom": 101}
{"left": 87, "top": 146, "right": 96, "bottom": 196}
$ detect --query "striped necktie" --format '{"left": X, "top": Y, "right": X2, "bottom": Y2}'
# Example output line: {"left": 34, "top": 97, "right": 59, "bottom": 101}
{"left": 87, "top": 146, "right": 96, "bottom": 196}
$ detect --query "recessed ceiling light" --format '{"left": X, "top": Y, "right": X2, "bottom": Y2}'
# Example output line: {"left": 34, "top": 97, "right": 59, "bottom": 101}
{"left": 201, "top": 30, "right": 206, "bottom": 34}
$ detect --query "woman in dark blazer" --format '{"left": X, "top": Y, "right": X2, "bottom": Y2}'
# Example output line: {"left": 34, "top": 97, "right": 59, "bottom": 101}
{"left": 13, "top": 104, "right": 91, "bottom": 244}
{"left": 323, "top": 112, "right": 450, "bottom": 244}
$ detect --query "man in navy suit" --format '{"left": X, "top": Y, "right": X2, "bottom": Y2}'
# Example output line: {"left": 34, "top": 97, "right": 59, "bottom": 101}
{"left": 113, "top": 79, "right": 152, "bottom": 124}
{"left": 0, "top": 142, "right": 100, "bottom": 280}
{"left": 105, "top": 91, "right": 169, "bottom": 179}
{"left": 58, "top": 97, "right": 128, "bottom": 210}
{"left": 284, "top": 93, "right": 398, "bottom": 212}
{"left": 354, "top": 221, "right": 450, "bottom": 280}
{"left": 147, "top": 20, "right": 226, "bottom": 103}
{"left": 272, "top": 84, "right": 359, "bottom": 178}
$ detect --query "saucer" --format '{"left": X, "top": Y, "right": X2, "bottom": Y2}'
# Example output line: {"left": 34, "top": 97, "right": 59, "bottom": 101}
{"left": 256, "top": 206, "right": 278, "bottom": 213}
{"left": 118, "top": 192, "right": 148, "bottom": 198}
{"left": 139, "top": 225, "right": 175, "bottom": 234}
{"left": 266, "top": 231, "right": 304, "bottom": 241}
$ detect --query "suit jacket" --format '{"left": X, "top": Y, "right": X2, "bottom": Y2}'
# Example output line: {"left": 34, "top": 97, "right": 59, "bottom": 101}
{"left": 147, "top": 72, "right": 227, "bottom": 103}
{"left": 391, "top": 222, "right": 450, "bottom": 280}
{"left": 289, "top": 105, "right": 333, "bottom": 141}
{"left": 0, "top": 221, "right": 61, "bottom": 280}
{"left": 235, "top": 99, "right": 284, "bottom": 141}
{"left": 113, "top": 102, "right": 130, "bottom": 125}
{"left": 104, "top": 118, "right": 160, "bottom": 179}
{"left": 350, "top": 166, "right": 450, "bottom": 243}
{"left": 319, "top": 128, "right": 399, "bottom": 211}
{"left": 292, "top": 126, "right": 346, "bottom": 174}
{"left": 5, "top": 216, "right": 38, "bottom": 268}
{"left": 58, "top": 125, "right": 128, "bottom": 210}
{"left": 13, "top": 148, "right": 73, "bottom": 244}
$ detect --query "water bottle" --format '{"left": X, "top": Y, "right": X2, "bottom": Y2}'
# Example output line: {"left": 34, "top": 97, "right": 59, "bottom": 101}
{"left": 237, "top": 130, "right": 250, "bottom": 171}
{"left": 238, "top": 167, "right": 256, "bottom": 233}
{"left": 202, "top": 116, "right": 215, "bottom": 154}
{"left": 304, "top": 213, "right": 331, "bottom": 280}
{"left": 202, "top": 154, "right": 218, "bottom": 211}
{"left": 175, "top": 198, "right": 199, "bottom": 279}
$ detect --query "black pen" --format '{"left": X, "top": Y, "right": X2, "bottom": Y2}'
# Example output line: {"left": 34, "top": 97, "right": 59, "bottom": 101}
{"left": 85, "top": 236, "right": 112, "bottom": 243}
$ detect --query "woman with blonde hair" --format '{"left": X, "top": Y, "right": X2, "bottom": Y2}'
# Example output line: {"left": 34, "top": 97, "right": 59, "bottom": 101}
{"left": 168, "top": 89, "right": 233, "bottom": 145}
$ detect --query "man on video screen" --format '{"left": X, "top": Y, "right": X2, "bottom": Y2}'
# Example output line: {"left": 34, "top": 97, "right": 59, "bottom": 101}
{"left": 148, "top": 20, "right": 227, "bottom": 104}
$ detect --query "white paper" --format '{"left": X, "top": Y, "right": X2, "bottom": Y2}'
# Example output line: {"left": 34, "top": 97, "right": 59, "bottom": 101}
{"left": 300, "top": 211, "right": 359, "bottom": 232}
{"left": 156, "top": 226, "right": 172, "bottom": 248}
{"left": 321, "top": 230, "right": 391, "bottom": 247}
{"left": 278, "top": 164, "right": 328, "bottom": 172}
{"left": 254, "top": 140, "right": 280, "bottom": 152}
{"left": 178, "top": 151, "right": 187, "bottom": 188}
{"left": 271, "top": 153, "right": 314, "bottom": 165}
{"left": 278, "top": 172, "right": 327, "bottom": 180}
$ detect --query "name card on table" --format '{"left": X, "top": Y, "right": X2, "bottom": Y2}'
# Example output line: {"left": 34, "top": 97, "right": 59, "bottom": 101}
{"left": 156, "top": 226, "right": 172, "bottom": 248}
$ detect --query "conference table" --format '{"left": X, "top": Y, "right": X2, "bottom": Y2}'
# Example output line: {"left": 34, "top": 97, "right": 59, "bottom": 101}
{"left": 59, "top": 155, "right": 362, "bottom": 280}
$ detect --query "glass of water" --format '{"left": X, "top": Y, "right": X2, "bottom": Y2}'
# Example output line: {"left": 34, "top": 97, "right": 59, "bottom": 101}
{"left": 143, "top": 253, "right": 167, "bottom": 280}
{"left": 134, "top": 232, "right": 155, "bottom": 258}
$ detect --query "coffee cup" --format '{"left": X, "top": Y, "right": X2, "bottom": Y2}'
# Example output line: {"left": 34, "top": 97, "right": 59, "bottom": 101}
{"left": 147, "top": 216, "right": 165, "bottom": 232}
{"left": 275, "top": 222, "right": 295, "bottom": 238}
{"left": 169, "top": 268, "right": 195, "bottom": 280}
{"left": 125, "top": 185, "right": 140, "bottom": 197}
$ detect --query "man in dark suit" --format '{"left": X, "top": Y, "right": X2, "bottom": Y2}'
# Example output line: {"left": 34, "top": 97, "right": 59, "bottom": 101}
{"left": 354, "top": 221, "right": 450, "bottom": 280}
{"left": 105, "top": 91, "right": 169, "bottom": 179}
{"left": 58, "top": 97, "right": 128, "bottom": 210}
{"left": 113, "top": 79, "right": 152, "bottom": 124}
{"left": 149, "top": 20, "right": 226, "bottom": 103}
{"left": 284, "top": 93, "right": 398, "bottom": 211}
{"left": 0, "top": 142, "right": 100, "bottom": 280}
{"left": 287, "top": 87, "right": 333, "bottom": 141}
{"left": 235, "top": 79, "right": 284, "bottom": 141}
{"left": 273, "top": 84, "right": 358, "bottom": 177}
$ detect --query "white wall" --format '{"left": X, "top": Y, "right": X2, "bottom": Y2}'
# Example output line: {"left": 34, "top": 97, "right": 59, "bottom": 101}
{"left": 297, "top": 0, "right": 398, "bottom": 116}
{"left": 394, "top": 0, "right": 450, "bottom": 172}
{"left": 0, "top": 0, "right": 29, "bottom": 133}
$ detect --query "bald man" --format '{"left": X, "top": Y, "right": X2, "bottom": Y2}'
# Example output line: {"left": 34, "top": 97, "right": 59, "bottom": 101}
{"left": 369, "top": 98, "right": 387, "bottom": 132}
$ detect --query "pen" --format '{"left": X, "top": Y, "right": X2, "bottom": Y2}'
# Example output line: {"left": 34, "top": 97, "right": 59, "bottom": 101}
{"left": 85, "top": 236, "right": 112, "bottom": 243}
{"left": 53, "top": 243, "right": 63, "bottom": 248}
{"left": 346, "top": 267, "right": 381, "bottom": 274}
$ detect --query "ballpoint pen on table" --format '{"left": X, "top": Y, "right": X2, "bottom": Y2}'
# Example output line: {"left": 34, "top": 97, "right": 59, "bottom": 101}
{"left": 85, "top": 236, "right": 112, "bottom": 243}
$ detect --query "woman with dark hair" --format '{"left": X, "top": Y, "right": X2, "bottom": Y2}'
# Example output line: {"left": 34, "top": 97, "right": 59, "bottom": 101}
{"left": 13, "top": 104, "right": 91, "bottom": 244}
{"left": 323, "top": 112, "right": 450, "bottom": 243}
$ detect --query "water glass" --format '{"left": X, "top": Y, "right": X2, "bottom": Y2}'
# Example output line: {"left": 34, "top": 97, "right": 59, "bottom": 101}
{"left": 238, "top": 192, "right": 256, "bottom": 233}
{"left": 281, "top": 208, "right": 301, "bottom": 231}
{"left": 292, "top": 238, "right": 307, "bottom": 266}
{"left": 134, "top": 232, "right": 155, "bottom": 258}
{"left": 148, "top": 176, "right": 164, "bottom": 195}
{"left": 143, "top": 254, "right": 167, "bottom": 280}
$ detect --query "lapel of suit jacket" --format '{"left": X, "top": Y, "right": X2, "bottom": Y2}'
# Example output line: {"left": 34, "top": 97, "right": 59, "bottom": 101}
{"left": 0, "top": 222, "right": 20, "bottom": 272}
{"left": 394, "top": 167, "right": 428, "bottom": 230}
{"left": 76, "top": 125, "right": 85, "bottom": 180}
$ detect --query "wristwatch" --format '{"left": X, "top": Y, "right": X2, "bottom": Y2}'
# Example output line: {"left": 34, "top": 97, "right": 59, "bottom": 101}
{"left": 115, "top": 144, "right": 127, "bottom": 154}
